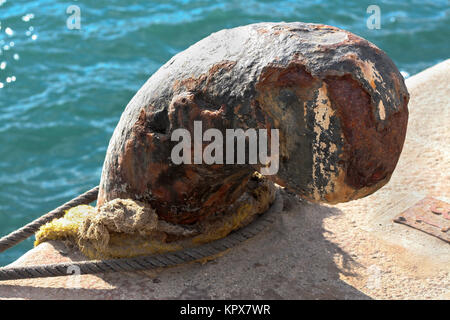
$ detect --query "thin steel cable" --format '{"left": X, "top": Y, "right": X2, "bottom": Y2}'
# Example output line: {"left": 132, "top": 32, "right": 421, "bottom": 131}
{"left": 0, "top": 186, "right": 99, "bottom": 253}
{"left": 0, "top": 189, "right": 283, "bottom": 281}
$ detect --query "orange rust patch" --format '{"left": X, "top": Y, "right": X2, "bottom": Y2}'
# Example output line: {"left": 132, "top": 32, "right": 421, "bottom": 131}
{"left": 258, "top": 63, "right": 314, "bottom": 88}
{"left": 201, "top": 106, "right": 224, "bottom": 118}
{"left": 146, "top": 162, "right": 169, "bottom": 184}
{"left": 325, "top": 75, "right": 408, "bottom": 189}
{"left": 173, "top": 60, "right": 236, "bottom": 93}
{"left": 118, "top": 109, "right": 150, "bottom": 195}
{"left": 151, "top": 186, "right": 171, "bottom": 202}
{"left": 207, "top": 60, "right": 236, "bottom": 76}
{"left": 310, "top": 24, "right": 341, "bottom": 31}
{"left": 173, "top": 179, "right": 191, "bottom": 195}
{"left": 203, "top": 183, "right": 232, "bottom": 207}
{"left": 256, "top": 27, "right": 269, "bottom": 34}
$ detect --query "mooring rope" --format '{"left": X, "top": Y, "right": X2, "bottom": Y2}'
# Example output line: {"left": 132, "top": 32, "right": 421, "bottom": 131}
{"left": 0, "top": 187, "right": 282, "bottom": 281}
{"left": 0, "top": 186, "right": 99, "bottom": 254}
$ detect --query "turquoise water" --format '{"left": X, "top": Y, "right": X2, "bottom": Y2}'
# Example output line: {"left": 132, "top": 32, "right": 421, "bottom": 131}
{"left": 0, "top": 0, "right": 448, "bottom": 266}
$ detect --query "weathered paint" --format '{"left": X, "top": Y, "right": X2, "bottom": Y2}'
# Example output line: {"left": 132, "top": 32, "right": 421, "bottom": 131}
{"left": 98, "top": 22, "right": 409, "bottom": 224}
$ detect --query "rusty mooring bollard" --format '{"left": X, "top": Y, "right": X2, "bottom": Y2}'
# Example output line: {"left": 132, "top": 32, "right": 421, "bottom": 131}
{"left": 98, "top": 22, "right": 409, "bottom": 225}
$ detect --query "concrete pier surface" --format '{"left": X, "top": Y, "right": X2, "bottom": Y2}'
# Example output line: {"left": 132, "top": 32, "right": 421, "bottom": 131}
{"left": 0, "top": 60, "right": 448, "bottom": 300}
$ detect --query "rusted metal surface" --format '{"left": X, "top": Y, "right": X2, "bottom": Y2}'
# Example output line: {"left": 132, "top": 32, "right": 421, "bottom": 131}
{"left": 394, "top": 197, "right": 450, "bottom": 243}
{"left": 98, "top": 22, "right": 409, "bottom": 224}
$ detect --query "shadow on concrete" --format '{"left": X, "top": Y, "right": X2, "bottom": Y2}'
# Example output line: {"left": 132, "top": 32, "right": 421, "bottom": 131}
{"left": 0, "top": 193, "right": 371, "bottom": 299}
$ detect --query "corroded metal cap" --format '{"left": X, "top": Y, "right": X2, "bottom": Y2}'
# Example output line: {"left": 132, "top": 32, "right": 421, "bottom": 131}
{"left": 98, "top": 22, "right": 409, "bottom": 224}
